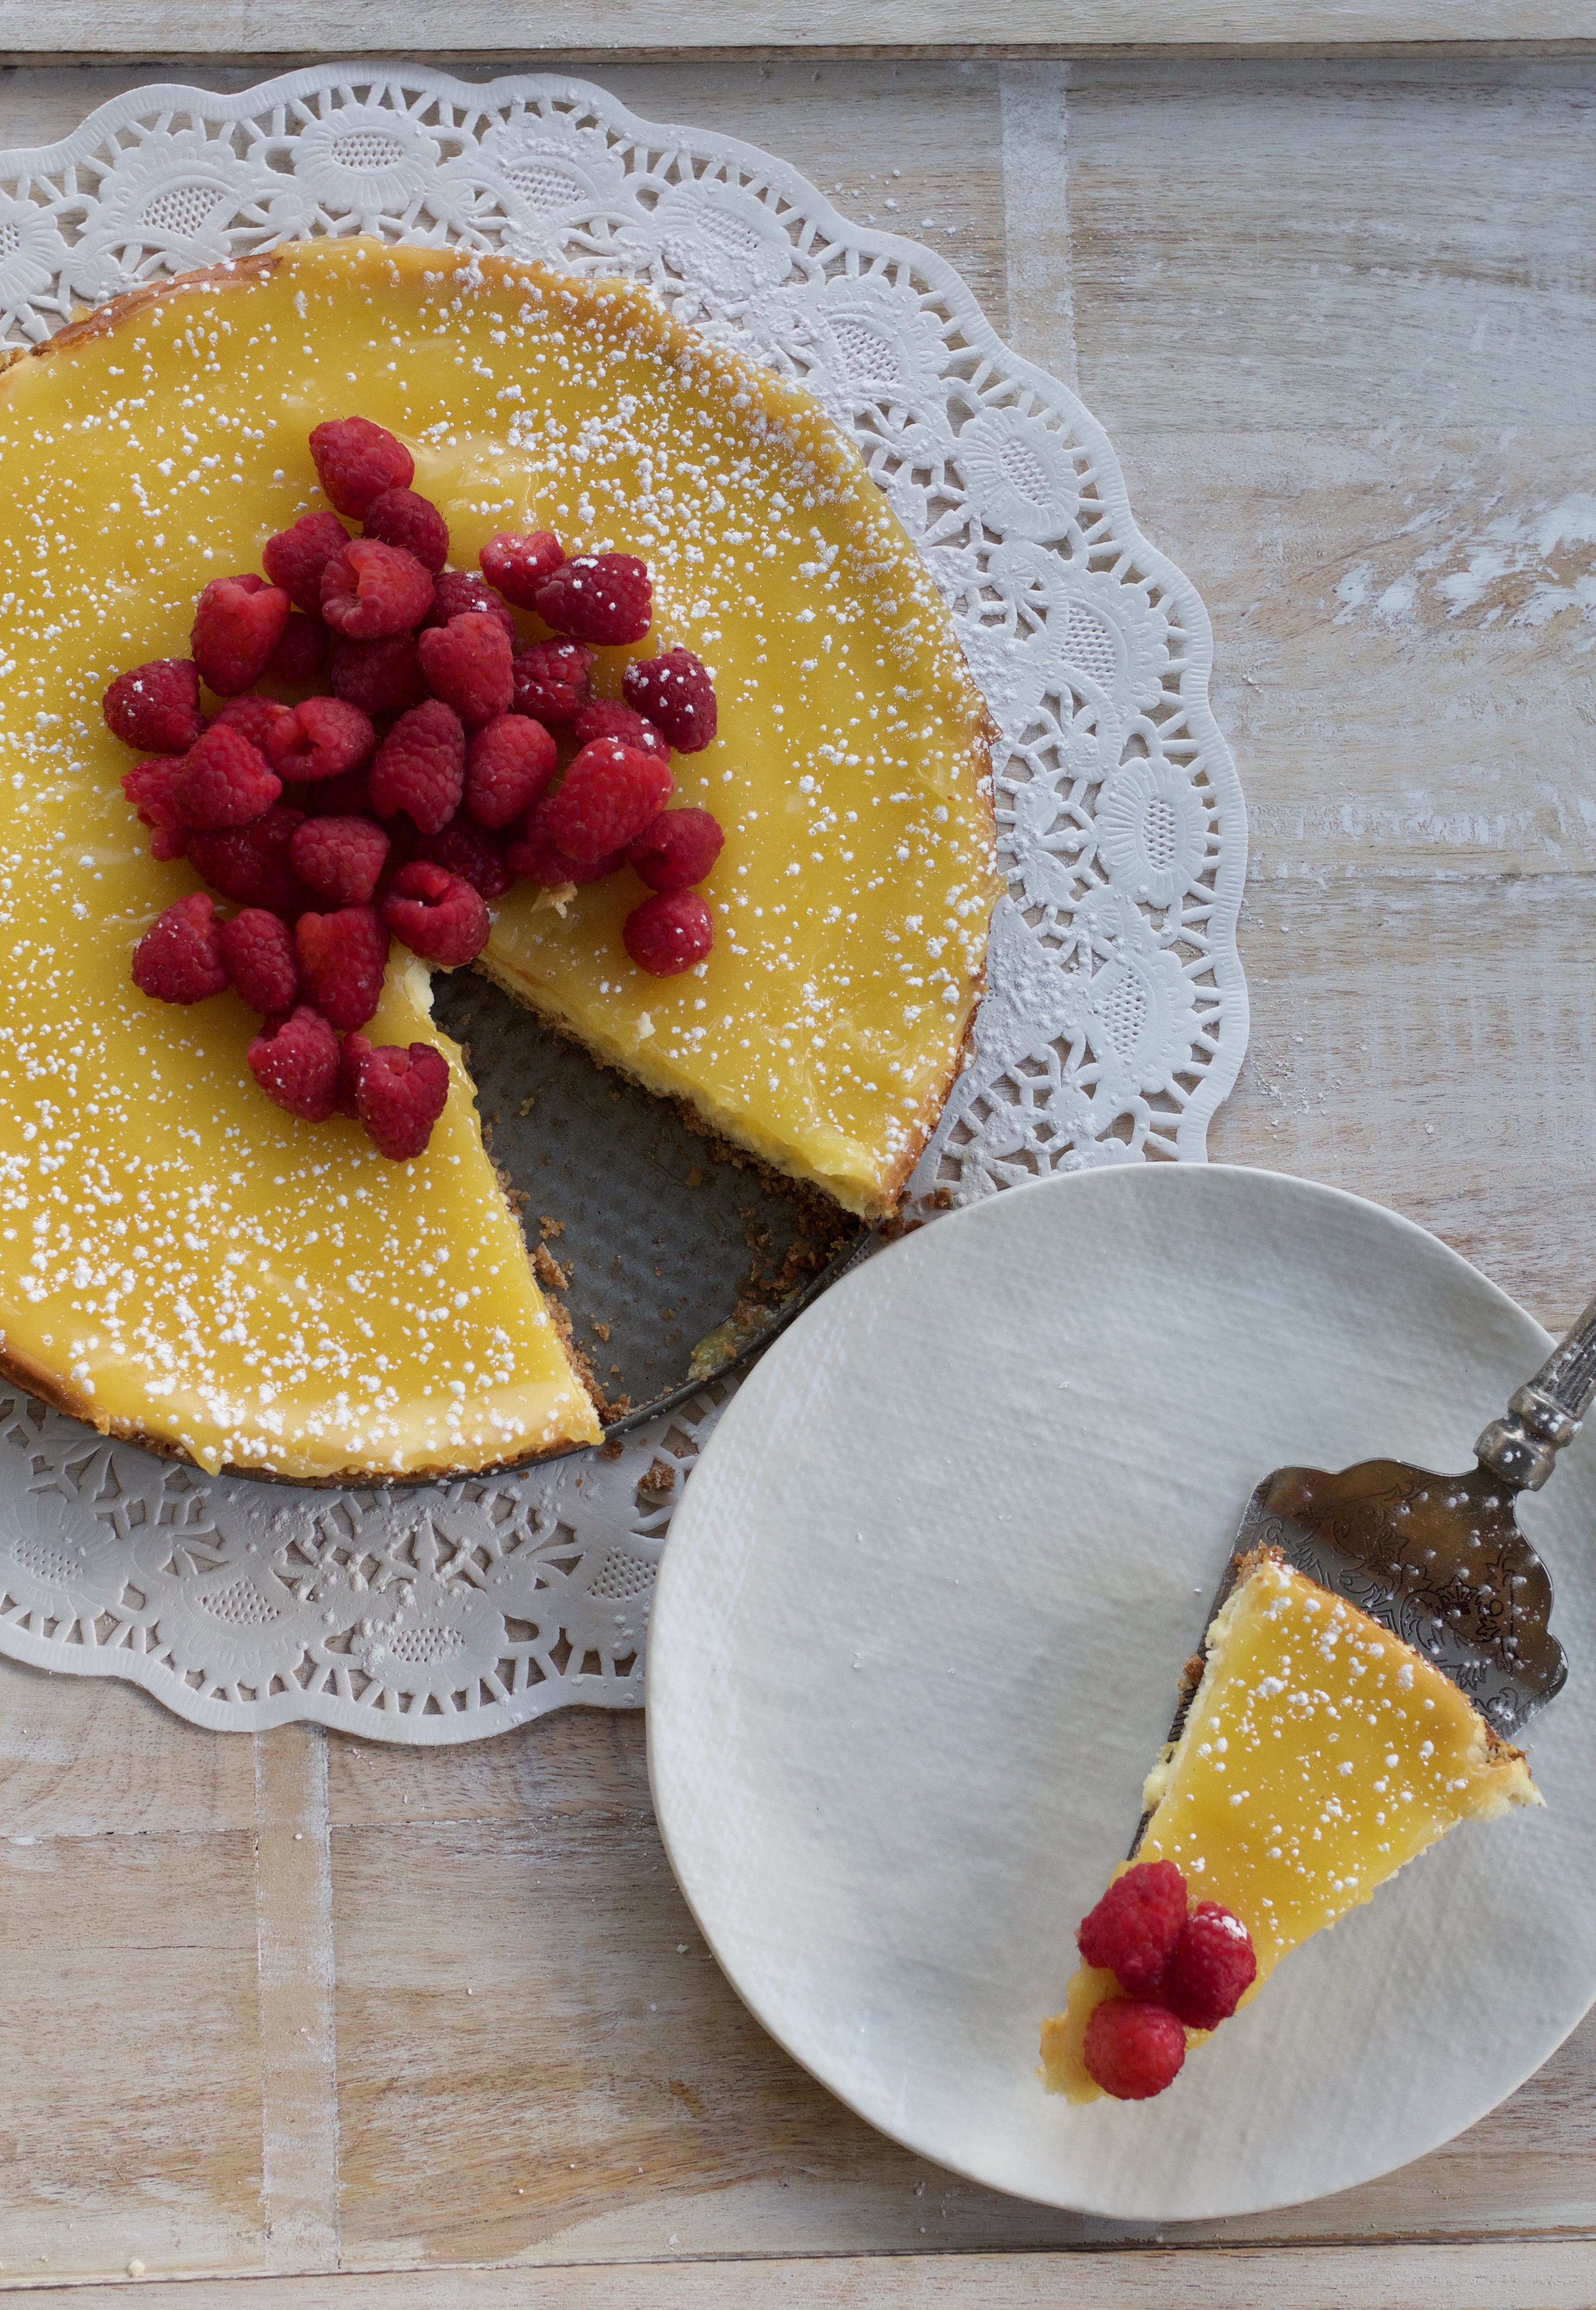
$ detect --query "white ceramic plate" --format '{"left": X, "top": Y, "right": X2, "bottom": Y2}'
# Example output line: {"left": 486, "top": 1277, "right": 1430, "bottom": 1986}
{"left": 647, "top": 1166, "right": 1596, "bottom": 2220}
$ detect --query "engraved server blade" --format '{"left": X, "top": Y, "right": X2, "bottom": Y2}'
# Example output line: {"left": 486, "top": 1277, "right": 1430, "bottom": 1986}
{"left": 1155, "top": 1284, "right": 1596, "bottom": 1797}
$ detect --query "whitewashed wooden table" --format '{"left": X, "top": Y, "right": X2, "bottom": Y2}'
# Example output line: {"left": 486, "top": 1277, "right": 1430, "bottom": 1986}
{"left": 2, "top": 23, "right": 1595, "bottom": 2307}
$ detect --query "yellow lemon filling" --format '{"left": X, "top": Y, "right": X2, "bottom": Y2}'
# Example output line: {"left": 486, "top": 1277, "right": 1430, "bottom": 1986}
{"left": 0, "top": 237, "right": 996, "bottom": 1480}
{"left": 1043, "top": 1551, "right": 1540, "bottom": 2100}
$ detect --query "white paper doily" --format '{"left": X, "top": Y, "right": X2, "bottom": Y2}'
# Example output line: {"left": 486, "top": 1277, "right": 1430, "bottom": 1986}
{"left": 0, "top": 68, "right": 1248, "bottom": 1740}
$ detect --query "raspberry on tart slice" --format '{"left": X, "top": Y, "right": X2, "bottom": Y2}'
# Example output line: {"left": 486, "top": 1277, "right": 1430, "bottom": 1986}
{"left": 290, "top": 815, "right": 390, "bottom": 908}
{"left": 263, "top": 509, "right": 351, "bottom": 614}
{"left": 192, "top": 575, "right": 291, "bottom": 696}
{"left": 212, "top": 694, "right": 293, "bottom": 753}
{"left": 121, "top": 757, "right": 185, "bottom": 837}
{"left": 103, "top": 659, "right": 204, "bottom": 754}
{"left": 623, "top": 889, "right": 714, "bottom": 976}
{"left": 571, "top": 698, "right": 667, "bottom": 757}
{"left": 266, "top": 697, "right": 376, "bottom": 784}
{"left": 627, "top": 807, "right": 724, "bottom": 892}
{"left": 1157, "top": 1902, "right": 1258, "bottom": 2031}
{"left": 173, "top": 725, "right": 282, "bottom": 831}
{"left": 294, "top": 906, "right": 389, "bottom": 1031}
{"left": 309, "top": 416, "right": 414, "bottom": 517}
{"left": 320, "top": 538, "right": 434, "bottom": 639}
{"left": 542, "top": 738, "right": 671, "bottom": 862}
{"left": 248, "top": 1005, "right": 342, "bottom": 1122}
{"left": 1080, "top": 2002, "right": 1186, "bottom": 2102}
{"left": 361, "top": 487, "right": 449, "bottom": 573}
{"left": 511, "top": 639, "right": 592, "bottom": 725}
{"left": 355, "top": 1041, "right": 451, "bottom": 1160}
{"left": 418, "top": 612, "right": 514, "bottom": 730}
{"left": 463, "top": 714, "right": 557, "bottom": 829}
{"left": 421, "top": 569, "right": 518, "bottom": 641}
{"left": 480, "top": 528, "right": 563, "bottom": 607}
{"left": 504, "top": 805, "right": 625, "bottom": 888}
{"left": 220, "top": 908, "right": 300, "bottom": 1016}
{"left": 1076, "top": 1860, "right": 1187, "bottom": 1996}
{"left": 533, "top": 551, "right": 652, "bottom": 645}
{"left": 131, "top": 893, "right": 229, "bottom": 1004}
{"left": 381, "top": 860, "right": 491, "bottom": 968}
{"left": 623, "top": 646, "right": 718, "bottom": 752}
{"left": 369, "top": 699, "right": 467, "bottom": 836}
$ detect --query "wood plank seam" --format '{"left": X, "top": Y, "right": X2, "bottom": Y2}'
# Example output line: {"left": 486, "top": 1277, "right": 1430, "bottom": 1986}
{"left": 253, "top": 1727, "right": 341, "bottom": 2274}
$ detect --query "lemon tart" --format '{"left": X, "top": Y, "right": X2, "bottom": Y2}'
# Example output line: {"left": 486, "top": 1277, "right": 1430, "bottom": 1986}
{"left": 1042, "top": 1549, "right": 1541, "bottom": 2100}
{"left": 0, "top": 238, "right": 997, "bottom": 1480}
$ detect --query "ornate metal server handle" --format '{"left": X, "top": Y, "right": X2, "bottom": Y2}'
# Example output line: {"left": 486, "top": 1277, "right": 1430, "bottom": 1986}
{"left": 1475, "top": 1288, "right": 1596, "bottom": 1491}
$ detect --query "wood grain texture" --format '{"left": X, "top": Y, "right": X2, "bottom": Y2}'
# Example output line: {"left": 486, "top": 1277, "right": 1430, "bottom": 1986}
{"left": 1, "top": 45, "right": 1594, "bottom": 2304}
{"left": 2, "top": 3, "right": 1596, "bottom": 62}
{"left": 3, "top": 2240, "right": 1596, "bottom": 2308}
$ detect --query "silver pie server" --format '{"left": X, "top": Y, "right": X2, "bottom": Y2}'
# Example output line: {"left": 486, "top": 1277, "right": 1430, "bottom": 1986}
{"left": 1160, "top": 1288, "right": 1596, "bottom": 1779}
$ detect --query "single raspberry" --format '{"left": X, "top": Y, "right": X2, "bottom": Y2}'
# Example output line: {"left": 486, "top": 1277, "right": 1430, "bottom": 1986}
{"left": 418, "top": 612, "right": 514, "bottom": 730}
{"left": 131, "top": 893, "right": 229, "bottom": 1004}
{"left": 290, "top": 815, "right": 390, "bottom": 908}
{"left": 572, "top": 698, "right": 668, "bottom": 757}
{"left": 219, "top": 908, "right": 300, "bottom": 1016}
{"left": 302, "top": 765, "right": 373, "bottom": 819}
{"left": 188, "top": 807, "right": 310, "bottom": 916}
{"left": 623, "top": 888, "right": 714, "bottom": 976}
{"left": 369, "top": 700, "right": 466, "bottom": 836}
{"left": 543, "top": 739, "right": 672, "bottom": 862}
{"left": 262, "top": 509, "right": 351, "bottom": 615}
{"left": 266, "top": 696, "right": 376, "bottom": 785}
{"left": 505, "top": 803, "right": 625, "bottom": 887}
{"left": 623, "top": 646, "right": 718, "bottom": 753}
{"left": 248, "top": 1005, "right": 342, "bottom": 1123}
{"left": 266, "top": 613, "right": 328, "bottom": 686}
{"left": 362, "top": 487, "right": 449, "bottom": 574}
{"left": 121, "top": 757, "right": 184, "bottom": 834}
{"left": 1081, "top": 2001, "right": 1187, "bottom": 2102}
{"left": 480, "top": 528, "right": 563, "bottom": 608}
{"left": 1156, "top": 1904, "right": 1257, "bottom": 2032}
{"left": 335, "top": 1031, "right": 372, "bottom": 1119}
{"left": 295, "top": 906, "right": 389, "bottom": 1032}
{"left": 191, "top": 574, "right": 291, "bottom": 697}
{"left": 320, "top": 539, "right": 434, "bottom": 640}
{"left": 511, "top": 639, "right": 592, "bottom": 725}
{"left": 212, "top": 695, "right": 293, "bottom": 753}
{"left": 381, "top": 860, "right": 490, "bottom": 967}
{"left": 309, "top": 417, "right": 414, "bottom": 519}
{"left": 1076, "top": 1860, "right": 1189, "bottom": 1996}
{"left": 628, "top": 807, "right": 725, "bottom": 892}
{"left": 533, "top": 551, "right": 652, "bottom": 646}
{"left": 421, "top": 819, "right": 514, "bottom": 903}
{"left": 103, "top": 658, "right": 204, "bottom": 754}
{"left": 462, "top": 713, "right": 556, "bottom": 828}
{"left": 173, "top": 724, "right": 282, "bottom": 831}
{"left": 356, "top": 1041, "right": 451, "bottom": 1160}
{"left": 329, "top": 631, "right": 429, "bottom": 719}
{"left": 421, "top": 569, "right": 518, "bottom": 641}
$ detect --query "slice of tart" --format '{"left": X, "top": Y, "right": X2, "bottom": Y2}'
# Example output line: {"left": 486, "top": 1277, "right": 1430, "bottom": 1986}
{"left": 0, "top": 238, "right": 998, "bottom": 1481}
{"left": 1041, "top": 1548, "right": 1541, "bottom": 2101}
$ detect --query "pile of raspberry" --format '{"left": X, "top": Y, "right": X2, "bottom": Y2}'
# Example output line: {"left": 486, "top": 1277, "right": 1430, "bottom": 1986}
{"left": 1074, "top": 1859, "right": 1257, "bottom": 2100}
{"left": 105, "top": 414, "right": 725, "bottom": 1161}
